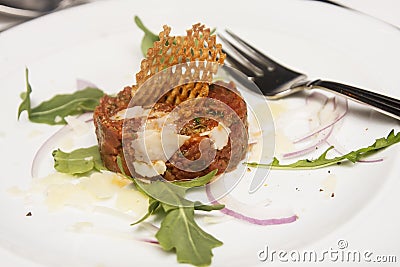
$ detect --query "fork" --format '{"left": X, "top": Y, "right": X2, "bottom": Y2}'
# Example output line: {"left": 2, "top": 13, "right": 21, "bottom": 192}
{"left": 219, "top": 30, "right": 400, "bottom": 120}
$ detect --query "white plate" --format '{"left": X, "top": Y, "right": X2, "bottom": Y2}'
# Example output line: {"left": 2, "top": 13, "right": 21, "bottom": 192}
{"left": 1, "top": 0, "right": 400, "bottom": 266}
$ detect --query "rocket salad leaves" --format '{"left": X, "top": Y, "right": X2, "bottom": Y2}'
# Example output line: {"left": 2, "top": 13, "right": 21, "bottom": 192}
{"left": 156, "top": 203, "right": 222, "bottom": 266}
{"left": 53, "top": 148, "right": 223, "bottom": 266}
{"left": 52, "top": 146, "right": 106, "bottom": 175}
{"left": 246, "top": 130, "right": 400, "bottom": 170}
{"left": 134, "top": 16, "right": 159, "bottom": 56}
{"left": 134, "top": 172, "right": 223, "bottom": 266}
{"left": 18, "top": 68, "right": 104, "bottom": 125}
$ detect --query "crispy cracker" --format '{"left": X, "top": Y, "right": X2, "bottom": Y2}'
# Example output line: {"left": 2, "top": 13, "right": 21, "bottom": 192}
{"left": 132, "top": 23, "right": 225, "bottom": 106}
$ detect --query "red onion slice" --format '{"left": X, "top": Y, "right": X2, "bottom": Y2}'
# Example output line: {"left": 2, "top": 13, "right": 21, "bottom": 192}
{"left": 283, "top": 125, "right": 334, "bottom": 158}
{"left": 76, "top": 79, "right": 99, "bottom": 90}
{"left": 280, "top": 95, "right": 345, "bottom": 158}
{"left": 206, "top": 185, "right": 297, "bottom": 226}
{"left": 31, "top": 124, "right": 71, "bottom": 178}
{"left": 305, "top": 91, "right": 329, "bottom": 104}
{"left": 31, "top": 115, "right": 94, "bottom": 178}
{"left": 357, "top": 158, "right": 384, "bottom": 163}
{"left": 294, "top": 96, "right": 348, "bottom": 144}
{"left": 138, "top": 238, "right": 160, "bottom": 245}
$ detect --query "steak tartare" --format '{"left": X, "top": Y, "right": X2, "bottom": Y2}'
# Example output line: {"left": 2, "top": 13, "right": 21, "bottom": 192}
{"left": 94, "top": 81, "right": 248, "bottom": 181}
{"left": 94, "top": 23, "right": 248, "bottom": 181}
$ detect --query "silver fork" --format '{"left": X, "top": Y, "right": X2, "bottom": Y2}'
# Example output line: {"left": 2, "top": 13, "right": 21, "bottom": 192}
{"left": 219, "top": 30, "right": 400, "bottom": 120}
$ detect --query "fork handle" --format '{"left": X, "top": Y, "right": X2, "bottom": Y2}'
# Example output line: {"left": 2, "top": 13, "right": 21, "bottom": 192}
{"left": 309, "top": 80, "right": 400, "bottom": 120}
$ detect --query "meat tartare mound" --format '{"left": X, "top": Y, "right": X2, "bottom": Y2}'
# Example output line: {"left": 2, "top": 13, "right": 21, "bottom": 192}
{"left": 94, "top": 82, "right": 248, "bottom": 181}
{"left": 93, "top": 23, "right": 248, "bottom": 181}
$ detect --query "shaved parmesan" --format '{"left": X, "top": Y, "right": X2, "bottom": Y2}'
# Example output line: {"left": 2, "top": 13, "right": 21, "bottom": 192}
{"left": 64, "top": 115, "right": 90, "bottom": 135}
{"left": 111, "top": 106, "right": 150, "bottom": 120}
{"left": 201, "top": 122, "right": 231, "bottom": 150}
{"left": 133, "top": 160, "right": 167, "bottom": 177}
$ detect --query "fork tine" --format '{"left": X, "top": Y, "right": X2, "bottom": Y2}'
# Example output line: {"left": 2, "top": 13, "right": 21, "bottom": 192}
{"left": 225, "top": 29, "right": 277, "bottom": 71}
{"left": 220, "top": 48, "right": 263, "bottom": 94}
{"left": 218, "top": 34, "right": 264, "bottom": 77}
{"left": 221, "top": 48, "right": 259, "bottom": 77}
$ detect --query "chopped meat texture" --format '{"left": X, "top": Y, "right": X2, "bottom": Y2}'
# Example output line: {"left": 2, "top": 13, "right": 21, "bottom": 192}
{"left": 93, "top": 82, "right": 248, "bottom": 181}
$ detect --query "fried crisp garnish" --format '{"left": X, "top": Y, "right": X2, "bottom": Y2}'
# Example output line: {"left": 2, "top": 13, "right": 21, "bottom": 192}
{"left": 132, "top": 23, "right": 225, "bottom": 106}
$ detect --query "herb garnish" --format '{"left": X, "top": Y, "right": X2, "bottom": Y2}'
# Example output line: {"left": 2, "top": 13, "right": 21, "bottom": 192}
{"left": 18, "top": 68, "right": 104, "bottom": 125}
{"left": 134, "top": 172, "right": 223, "bottom": 266}
{"left": 194, "top": 117, "right": 201, "bottom": 125}
{"left": 246, "top": 130, "right": 400, "bottom": 170}
{"left": 52, "top": 146, "right": 106, "bottom": 175}
{"left": 52, "top": 148, "right": 223, "bottom": 266}
{"left": 156, "top": 202, "right": 222, "bottom": 266}
{"left": 134, "top": 16, "right": 159, "bottom": 56}
{"left": 134, "top": 16, "right": 216, "bottom": 57}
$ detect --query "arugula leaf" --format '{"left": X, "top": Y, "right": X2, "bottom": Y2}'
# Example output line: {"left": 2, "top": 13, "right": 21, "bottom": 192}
{"left": 131, "top": 198, "right": 160, "bottom": 226}
{"left": 172, "top": 169, "right": 218, "bottom": 188}
{"left": 139, "top": 179, "right": 191, "bottom": 207}
{"left": 17, "top": 68, "right": 32, "bottom": 120}
{"left": 193, "top": 201, "right": 225, "bottom": 212}
{"left": 52, "top": 146, "right": 106, "bottom": 175}
{"left": 156, "top": 203, "right": 223, "bottom": 267}
{"left": 132, "top": 192, "right": 223, "bottom": 222}
{"left": 116, "top": 155, "right": 129, "bottom": 177}
{"left": 18, "top": 68, "right": 104, "bottom": 125}
{"left": 137, "top": 169, "right": 218, "bottom": 204}
{"left": 134, "top": 16, "right": 159, "bottom": 56}
{"left": 28, "top": 88, "right": 103, "bottom": 125}
{"left": 246, "top": 130, "right": 400, "bottom": 170}
{"left": 54, "top": 148, "right": 222, "bottom": 266}
{"left": 132, "top": 171, "right": 222, "bottom": 266}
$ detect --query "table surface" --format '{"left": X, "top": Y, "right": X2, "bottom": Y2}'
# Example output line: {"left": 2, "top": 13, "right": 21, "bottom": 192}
{"left": 0, "top": 0, "right": 400, "bottom": 31}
